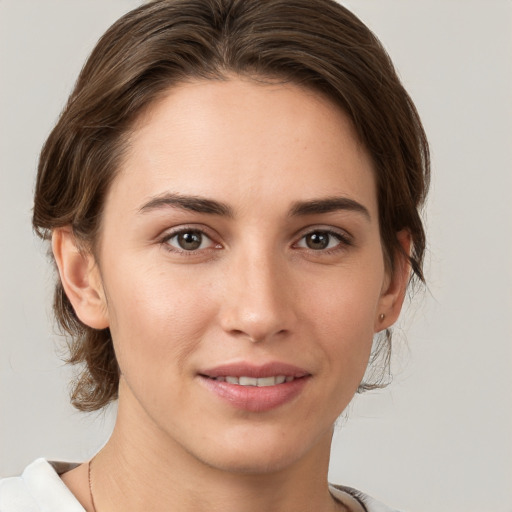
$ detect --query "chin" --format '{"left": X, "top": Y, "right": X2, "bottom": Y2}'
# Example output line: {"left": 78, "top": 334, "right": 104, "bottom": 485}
{"left": 187, "top": 424, "right": 333, "bottom": 476}
{"left": 199, "top": 446, "right": 304, "bottom": 475}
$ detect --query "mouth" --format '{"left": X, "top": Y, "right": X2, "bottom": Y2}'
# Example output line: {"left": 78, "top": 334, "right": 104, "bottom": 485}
{"left": 199, "top": 362, "right": 310, "bottom": 384}
{"left": 198, "top": 362, "right": 311, "bottom": 412}
{"left": 204, "top": 375, "right": 298, "bottom": 386}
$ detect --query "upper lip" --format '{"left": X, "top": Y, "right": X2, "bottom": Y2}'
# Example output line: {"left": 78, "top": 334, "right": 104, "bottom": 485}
{"left": 199, "top": 362, "right": 310, "bottom": 379}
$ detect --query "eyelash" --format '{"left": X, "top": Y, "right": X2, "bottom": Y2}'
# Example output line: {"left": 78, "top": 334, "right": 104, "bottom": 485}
{"left": 293, "top": 228, "right": 353, "bottom": 254}
{"left": 160, "top": 226, "right": 220, "bottom": 256}
{"left": 159, "top": 226, "right": 353, "bottom": 256}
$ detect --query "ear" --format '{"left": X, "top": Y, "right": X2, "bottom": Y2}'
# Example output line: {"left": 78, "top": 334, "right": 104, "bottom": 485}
{"left": 375, "top": 230, "right": 412, "bottom": 332}
{"left": 52, "top": 227, "right": 109, "bottom": 329}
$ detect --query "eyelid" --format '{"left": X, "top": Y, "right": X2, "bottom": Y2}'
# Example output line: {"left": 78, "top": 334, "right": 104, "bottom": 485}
{"left": 292, "top": 225, "right": 354, "bottom": 250}
{"left": 159, "top": 224, "right": 222, "bottom": 254}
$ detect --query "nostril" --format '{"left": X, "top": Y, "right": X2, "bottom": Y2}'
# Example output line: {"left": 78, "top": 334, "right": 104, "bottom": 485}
{"left": 218, "top": 276, "right": 297, "bottom": 343}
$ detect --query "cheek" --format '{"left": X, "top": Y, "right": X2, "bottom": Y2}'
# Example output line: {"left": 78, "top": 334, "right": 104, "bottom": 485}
{"left": 302, "top": 263, "right": 385, "bottom": 365}
{"left": 103, "top": 261, "right": 217, "bottom": 383}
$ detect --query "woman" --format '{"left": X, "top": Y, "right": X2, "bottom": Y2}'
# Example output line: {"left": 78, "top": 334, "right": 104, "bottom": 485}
{"left": 0, "top": 0, "right": 429, "bottom": 510}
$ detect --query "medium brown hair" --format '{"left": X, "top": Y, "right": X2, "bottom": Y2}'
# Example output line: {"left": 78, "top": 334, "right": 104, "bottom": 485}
{"left": 33, "top": 0, "right": 429, "bottom": 411}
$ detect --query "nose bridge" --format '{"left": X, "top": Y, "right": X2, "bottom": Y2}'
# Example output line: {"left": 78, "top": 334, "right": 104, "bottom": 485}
{"left": 220, "top": 241, "right": 295, "bottom": 342}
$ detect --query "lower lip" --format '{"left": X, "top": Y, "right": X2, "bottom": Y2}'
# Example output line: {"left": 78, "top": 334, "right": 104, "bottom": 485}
{"left": 199, "top": 376, "right": 310, "bottom": 412}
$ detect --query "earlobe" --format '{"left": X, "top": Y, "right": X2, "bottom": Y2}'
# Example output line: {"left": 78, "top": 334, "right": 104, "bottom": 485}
{"left": 375, "top": 230, "right": 412, "bottom": 332}
{"left": 52, "top": 228, "right": 109, "bottom": 329}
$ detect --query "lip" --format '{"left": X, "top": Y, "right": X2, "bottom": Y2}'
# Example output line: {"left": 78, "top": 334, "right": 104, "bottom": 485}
{"left": 198, "top": 362, "right": 311, "bottom": 413}
{"left": 200, "top": 362, "right": 310, "bottom": 379}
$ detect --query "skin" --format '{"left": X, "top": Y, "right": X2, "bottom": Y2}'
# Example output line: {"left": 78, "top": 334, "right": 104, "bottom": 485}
{"left": 54, "top": 77, "right": 410, "bottom": 512}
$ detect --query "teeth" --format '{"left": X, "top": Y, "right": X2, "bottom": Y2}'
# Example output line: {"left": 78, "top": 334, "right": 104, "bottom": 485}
{"left": 255, "top": 376, "right": 277, "bottom": 387}
{"left": 216, "top": 375, "right": 292, "bottom": 386}
{"left": 239, "top": 376, "right": 258, "bottom": 386}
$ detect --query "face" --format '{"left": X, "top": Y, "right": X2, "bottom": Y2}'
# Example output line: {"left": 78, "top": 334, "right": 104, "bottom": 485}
{"left": 62, "top": 78, "right": 407, "bottom": 474}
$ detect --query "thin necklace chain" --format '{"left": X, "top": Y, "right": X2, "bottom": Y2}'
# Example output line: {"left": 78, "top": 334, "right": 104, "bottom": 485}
{"left": 87, "top": 457, "right": 345, "bottom": 512}
{"left": 88, "top": 458, "right": 98, "bottom": 512}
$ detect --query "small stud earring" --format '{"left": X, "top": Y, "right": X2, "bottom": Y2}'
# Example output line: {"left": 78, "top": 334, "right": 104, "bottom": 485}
{"left": 379, "top": 313, "right": 385, "bottom": 322}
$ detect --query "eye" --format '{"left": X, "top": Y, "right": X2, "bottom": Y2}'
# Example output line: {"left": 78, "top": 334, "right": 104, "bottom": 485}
{"left": 164, "top": 229, "right": 216, "bottom": 252}
{"left": 295, "top": 230, "right": 349, "bottom": 251}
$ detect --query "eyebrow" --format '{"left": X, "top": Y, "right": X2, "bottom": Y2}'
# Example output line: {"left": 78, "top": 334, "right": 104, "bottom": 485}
{"left": 289, "top": 196, "right": 371, "bottom": 221}
{"left": 139, "top": 193, "right": 233, "bottom": 217}
{"left": 139, "top": 192, "right": 370, "bottom": 221}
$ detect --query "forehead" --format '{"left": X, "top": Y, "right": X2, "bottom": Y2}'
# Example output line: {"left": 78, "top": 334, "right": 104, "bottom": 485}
{"left": 108, "top": 78, "right": 377, "bottom": 217}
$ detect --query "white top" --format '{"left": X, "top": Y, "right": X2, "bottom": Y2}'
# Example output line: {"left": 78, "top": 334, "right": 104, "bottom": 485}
{"left": 0, "top": 459, "right": 400, "bottom": 512}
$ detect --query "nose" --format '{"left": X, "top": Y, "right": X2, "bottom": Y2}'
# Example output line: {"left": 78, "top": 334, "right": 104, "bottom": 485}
{"left": 218, "top": 248, "right": 297, "bottom": 343}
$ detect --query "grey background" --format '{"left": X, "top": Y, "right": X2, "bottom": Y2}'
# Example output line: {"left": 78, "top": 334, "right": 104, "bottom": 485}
{"left": 1, "top": 1, "right": 511, "bottom": 511}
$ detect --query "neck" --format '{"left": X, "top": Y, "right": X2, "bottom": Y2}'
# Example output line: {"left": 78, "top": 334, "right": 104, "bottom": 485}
{"left": 90, "top": 384, "right": 340, "bottom": 512}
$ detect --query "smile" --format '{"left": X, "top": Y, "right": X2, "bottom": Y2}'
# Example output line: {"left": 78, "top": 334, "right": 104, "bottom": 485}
{"left": 199, "top": 363, "right": 310, "bottom": 412}
{"left": 209, "top": 375, "right": 295, "bottom": 386}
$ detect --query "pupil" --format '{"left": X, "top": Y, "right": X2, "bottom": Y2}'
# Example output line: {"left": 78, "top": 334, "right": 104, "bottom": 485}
{"left": 306, "top": 232, "right": 329, "bottom": 250}
{"left": 178, "top": 231, "right": 202, "bottom": 250}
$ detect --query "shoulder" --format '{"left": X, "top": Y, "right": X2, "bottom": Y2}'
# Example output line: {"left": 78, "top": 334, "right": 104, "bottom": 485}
{"left": 0, "top": 458, "right": 84, "bottom": 512}
{"left": 330, "top": 483, "right": 404, "bottom": 512}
